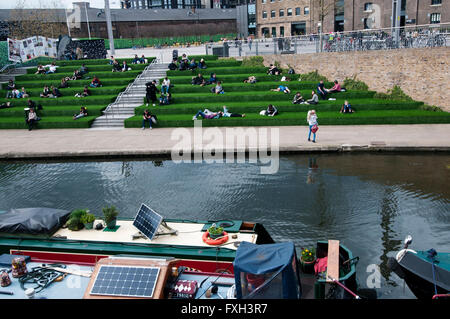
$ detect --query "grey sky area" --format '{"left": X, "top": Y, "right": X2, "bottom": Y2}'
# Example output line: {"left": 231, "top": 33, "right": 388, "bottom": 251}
{"left": 0, "top": 0, "right": 120, "bottom": 9}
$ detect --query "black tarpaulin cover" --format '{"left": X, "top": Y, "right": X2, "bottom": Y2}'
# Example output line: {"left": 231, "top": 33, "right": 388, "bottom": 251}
{"left": 0, "top": 208, "right": 70, "bottom": 235}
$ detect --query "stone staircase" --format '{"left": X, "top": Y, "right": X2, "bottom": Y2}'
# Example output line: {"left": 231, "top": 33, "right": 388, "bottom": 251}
{"left": 90, "top": 61, "right": 169, "bottom": 129}
{"left": 0, "top": 67, "right": 29, "bottom": 84}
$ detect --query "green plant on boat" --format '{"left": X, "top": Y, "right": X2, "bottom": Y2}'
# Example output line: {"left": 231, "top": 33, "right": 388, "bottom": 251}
{"left": 207, "top": 223, "right": 224, "bottom": 238}
{"left": 80, "top": 212, "right": 96, "bottom": 224}
{"left": 66, "top": 209, "right": 89, "bottom": 231}
{"left": 301, "top": 247, "right": 316, "bottom": 262}
{"left": 102, "top": 205, "right": 119, "bottom": 228}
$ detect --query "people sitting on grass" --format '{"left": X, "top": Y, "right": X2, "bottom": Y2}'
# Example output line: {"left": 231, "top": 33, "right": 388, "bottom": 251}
{"left": 222, "top": 105, "right": 245, "bottom": 118}
{"left": 139, "top": 55, "right": 147, "bottom": 64}
{"left": 45, "top": 63, "right": 58, "bottom": 74}
{"left": 50, "top": 85, "right": 62, "bottom": 98}
{"left": 79, "top": 64, "right": 89, "bottom": 76}
{"left": 9, "top": 88, "right": 20, "bottom": 99}
{"left": 168, "top": 59, "right": 178, "bottom": 71}
{"left": 340, "top": 100, "right": 355, "bottom": 113}
{"left": 317, "top": 80, "right": 327, "bottom": 100}
{"left": 306, "top": 90, "right": 319, "bottom": 105}
{"left": 35, "top": 65, "right": 46, "bottom": 74}
{"left": 159, "top": 93, "right": 171, "bottom": 105}
{"left": 292, "top": 92, "right": 305, "bottom": 104}
{"left": 40, "top": 85, "right": 52, "bottom": 98}
{"left": 205, "top": 73, "right": 218, "bottom": 85}
{"left": 75, "top": 86, "right": 91, "bottom": 97}
{"left": 16, "top": 87, "right": 28, "bottom": 99}
{"left": 188, "top": 59, "right": 197, "bottom": 70}
{"left": 142, "top": 109, "right": 157, "bottom": 130}
{"left": 73, "top": 106, "right": 88, "bottom": 120}
{"left": 192, "top": 73, "right": 205, "bottom": 86}
{"left": 90, "top": 76, "right": 102, "bottom": 88}
{"left": 145, "top": 80, "right": 158, "bottom": 106}
{"left": 161, "top": 77, "right": 170, "bottom": 94}
{"left": 25, "top": 107, "right": 39, "bottom": 131}
{"left": 178, "top": 59, "right": 188, "bottom": 71}
{"left": 112, "top": 60, "right": 122, "bottom": 72}
{"left": 211, "top": 81, "right": 224, "bottom": 94}
{"left": 198, "top": 58, "right": 207, "bottom": 69}
{"left": 122, "top": 61, "right": 131, "bottom": 72}
{"left": 243, "top": 76, "right": 257, "bottom": 84}
{"left": 271, "top": 85, "right": 290, "bottom": 94}
{"left": 193, "top": 109, "right": 223, "bottom": 120}
{"left": 59, "top": 78, "right": 69, "bottom": 89}
{"left": 326, "top": 80, "right": 342, "bottom": 94}
{"left": 132, "top": 54, "right": 140, "bottom": 64}
{"left": 260, "top": 104, "right": 278, "bottom": 117}
{"left": 267, "top": 64, "right": 282, "bottom": 75}
{"left": 71, "top": 69, "right": 83, "bottom": 80}
{"left": 0, "top": 101, "right": 12, "bottom": 109}
{"left": 109, "top": 56, "right": 115, "bottom": 65}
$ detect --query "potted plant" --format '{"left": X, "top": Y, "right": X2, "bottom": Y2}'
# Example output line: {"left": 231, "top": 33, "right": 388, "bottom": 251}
{"left": 207, "top": 223, "right": 224, "bottom": 239}
{"left": 102, "top": 205, "right": 119, "bottom": 229}
{"left": 80, "top": 212, "right": 96, "bottom": 230}
{"left": 300, "top": 247, "right": 316, "bottom": 274}
{"left": 66, "top": 209, "right": 88, "bottom": 231}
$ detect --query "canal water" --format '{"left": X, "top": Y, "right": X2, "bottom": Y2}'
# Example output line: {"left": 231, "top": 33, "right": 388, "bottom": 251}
{"left": 0, "top": 153, "right": 448, "bottom": 299}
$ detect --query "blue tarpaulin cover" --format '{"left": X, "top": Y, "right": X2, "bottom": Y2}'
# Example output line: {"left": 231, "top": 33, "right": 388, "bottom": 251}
{"left": 233, "top": 241, "right": 300, "bottom": 299}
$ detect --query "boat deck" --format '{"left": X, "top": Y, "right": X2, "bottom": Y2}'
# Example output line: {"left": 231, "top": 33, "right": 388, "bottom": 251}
{"left": 53, "top": 220, "right": 257, "bottom": 250}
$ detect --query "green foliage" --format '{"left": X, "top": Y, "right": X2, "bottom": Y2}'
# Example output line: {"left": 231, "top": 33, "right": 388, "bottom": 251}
{"left": 420, "top": 104, "right": 442, "bottom": 112}
{"left": 343, "top": 76, "right": 369, "bottom": 91}
{"left": 301, "top": 247, "right": 316, "bottom": 262}
{"left": 240, "top": 56, "right": 264, "bottom": 68}
{"left": 102, "top": 206, "right": 119, "bottom": 223}
{"left": 67, "top": 209, "right": 89, "bottom": 231}
{"left": 80, "top": 213, "right": 96, "bottom": 224}
{"left": 374, "top": 85, "right": 413, "bottom": 101}
{"left": 299, "top": 70, "right": 328, "bottom": 82}
{"left": 208, "top": 223, "right": 224, "bottom": 236}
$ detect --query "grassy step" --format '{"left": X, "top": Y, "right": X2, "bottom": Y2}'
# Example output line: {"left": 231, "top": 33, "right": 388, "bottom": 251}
{"left": 124, "top": 110, "right": 450, "bottom": 128}
{"left": 1, "top": 86, "right": 127, "bottom": 98}
{"left": 0, "top": 105, "right": 106, "bottom": 117}
{"left": 161, "top": 73, "right": 302, "bottom": 84}
{"left": 0, "top": 95, "right": 117, "bottom": 106}
{"left": 167, "top": 66, "right": 268, "bottom": 76}
{"left": 27, "top": 64, "right": 148, "bottom": 74}
{"left": 54, "top": 57, "right": 155, "bottom": 66}
{"left": 6, "top": 78, "right": 134, "bottom": 89}
{"left": 0, "top": 115, "right": 96, "bottom": 129}
{"left": 176, "top": 55, "right": 218, "bottom": 61}
{"left": 134, "top": 99, "right": 424, "bottom": 115}
{"left": 16, "top": 70, "right": 142, "bottom": 81}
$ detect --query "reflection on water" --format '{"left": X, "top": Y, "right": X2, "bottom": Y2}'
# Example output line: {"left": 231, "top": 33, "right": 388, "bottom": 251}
{"left": 0, "top": 153, "right": 449, "bottom": 299}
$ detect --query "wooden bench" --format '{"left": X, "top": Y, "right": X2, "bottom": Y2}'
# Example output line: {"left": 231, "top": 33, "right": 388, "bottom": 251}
{"left": 326, "top": 240, "right": 340, "bottom": 282}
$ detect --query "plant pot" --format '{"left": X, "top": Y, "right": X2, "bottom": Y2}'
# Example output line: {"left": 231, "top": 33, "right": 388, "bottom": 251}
{"left": 84, "top": 221, "right": 94, "bottom": 230}
{"left": 300, "top": 257, "right": 316, "bottom": 274}
{"left": 106, "top": 219, "right": 117, "bottom": 230}
{"left": 208, "top": 231, "right": 224, "bottom": 240}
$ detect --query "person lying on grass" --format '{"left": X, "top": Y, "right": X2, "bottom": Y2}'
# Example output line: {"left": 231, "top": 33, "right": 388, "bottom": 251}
{"left": 193, "top": 110, "right": 223, "bottom": 120}
{"left": 73, "top": 106, "right": 88, "bottom": 120}
{"left": 243, "top": 76, "right": 257, "bottom": 84}
{"left": 260, "top": 104, "right": 278, "bottom": 117}
{"left": 211, "top": 81, "right": 224, "bottom": 94}
{"left": 40, "top": 85, "right": 51, "bottom": 98}
{"left": 90, "top": 76, "right": 102, "bottom": 88}
{"left": 45, "top": 63, "right": 58, "bottom": 74}
{"left": 75, "top": 86, "right": 91, "bottom": 98}
{"left": 0, "top": 101, "right": 12, "bottom": 109}
{"left": 292, "top": 92, "right": 305, "bottom": 104}
{"left": 271, "top": 85, "right": 290, "bottom": 94}
{"left": 340, "top": 100, "right": 355, "bottom": 113}
{"left": 222, "top": 105, "right": 245, "bottom": 118}
{"left": 192, "top": 73, "right": 205, "bottom": 86}
{"left": 280, "top": 76, "right": 291, "bottom": 82}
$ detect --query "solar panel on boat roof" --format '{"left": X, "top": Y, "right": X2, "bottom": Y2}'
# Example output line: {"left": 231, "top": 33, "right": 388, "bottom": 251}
{"left": 133, "top": 204, "right": 163, "bottom": 240}
{"left": 90, "top": 265, "right": 160, "bottom": 298}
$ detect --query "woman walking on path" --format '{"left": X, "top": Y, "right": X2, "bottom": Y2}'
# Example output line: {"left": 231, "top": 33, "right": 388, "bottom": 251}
{"left": 307, "top": 110, "right": 318, "bottom": 143}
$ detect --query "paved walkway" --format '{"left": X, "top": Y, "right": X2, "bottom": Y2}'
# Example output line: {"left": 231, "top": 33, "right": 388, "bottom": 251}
{"left": 0, "top": 124, "right": 449, "bottom": 160}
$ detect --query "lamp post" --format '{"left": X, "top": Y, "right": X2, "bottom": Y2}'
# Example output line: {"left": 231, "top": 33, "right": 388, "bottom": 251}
{"left": 84, "top": 2, "right": 91, "bottom": 39}
{"left": 105, "top": 0, "right": 115, "bottom": 55}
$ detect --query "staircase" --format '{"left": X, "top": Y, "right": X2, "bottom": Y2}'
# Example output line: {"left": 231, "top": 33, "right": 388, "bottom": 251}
{"left": 90, "top": 61, "right": 169, "bottom": 129}
{"left": 0, "top": 67, "right": 29, "bottom": 83}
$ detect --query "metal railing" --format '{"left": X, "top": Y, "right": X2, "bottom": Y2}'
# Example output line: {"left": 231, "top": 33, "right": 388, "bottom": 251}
{"left": 206, "top": 23, "right": 450, "bottom": 57}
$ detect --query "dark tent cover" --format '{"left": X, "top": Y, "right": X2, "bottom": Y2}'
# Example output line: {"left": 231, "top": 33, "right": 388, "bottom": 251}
{"left": 0, "top": 207, "right": 70, "bottom": 235}
{"left": 233, "top": 241, "right": 301, "bottom": 299}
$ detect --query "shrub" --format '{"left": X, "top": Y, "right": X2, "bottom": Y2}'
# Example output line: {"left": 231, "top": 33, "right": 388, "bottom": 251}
{"left": 241, "top": 56, "right": 264, "bottom": 68}
{"left": 343, "top": 76, "right": 369, "bottom": 91}
{"left": 374, "top": 85, "right": 412, "bottom": 101}
{"left": 102, "top": 205, "right": 119, "bottom": 223}
{"left": 299, "top": 70, "right": 328, "bottom": 82}
{"left": 66, "top": 209, "right": 88, "bottom": 231}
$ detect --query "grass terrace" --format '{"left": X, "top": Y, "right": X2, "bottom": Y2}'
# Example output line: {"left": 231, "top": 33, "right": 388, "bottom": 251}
{"left": 124, "top": 55, "right": 450, "bottom": 128}
{"left": 0, "top": 57, "right": 154, "bottom": 129}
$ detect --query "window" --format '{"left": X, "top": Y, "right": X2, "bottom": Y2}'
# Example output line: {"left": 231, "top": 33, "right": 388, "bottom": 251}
{"left": 431, "top": 0, "right": 442, "bottom": 5}
{"left": 304, "top": 7, "right": 309, "bottom": 15}
{"left": 272, "top": 27, "right": 276, "bottom": 37}
{"left": 261, "top": 0, "right": 266, "bottom": 3}
{"left": 262, "top": 11, "right": 267, "bottom": 19}
{"left": 295, "top": 7, "right": 301, "bottom": 15}
{"left": 279, "top": 9, "right": 284, "bottom": 17}
{"left": 271, "top": 10, "right": 276, "bottom": 18}
{"left": 280, "top": 26, "right": 284, "bottom": 37}
{"left": 363, "top": 18, "right": 370, "bottom": 29}
{"left": 364, "top": 2, "right": 373, "bottom": 11}
{"left": 287, "top": 8, "right": 292, "bottom": 16}
{"left": 430, "top": 13, "right": 441, "bottom": 24}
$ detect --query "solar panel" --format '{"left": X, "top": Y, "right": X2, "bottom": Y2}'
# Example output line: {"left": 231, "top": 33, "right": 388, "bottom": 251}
{"left": 133, "top": 204, "right": 163, "bottom": 240}
{"left": 90, "top": 265, "right": 160, "bottom": 298}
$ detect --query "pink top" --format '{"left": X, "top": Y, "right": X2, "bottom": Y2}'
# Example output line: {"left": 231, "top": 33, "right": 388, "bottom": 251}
{"left": 332, "top": 83, "right": 341, "bottom": 91}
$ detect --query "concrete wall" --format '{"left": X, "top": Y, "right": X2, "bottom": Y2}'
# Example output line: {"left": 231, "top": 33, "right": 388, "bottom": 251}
{"left": 262, "top": 47, "right": 450, "bottom": 111}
